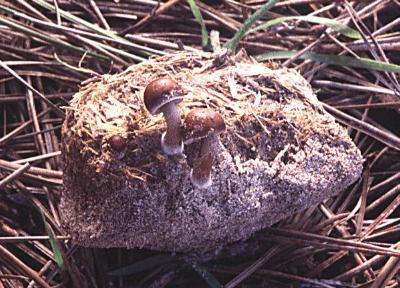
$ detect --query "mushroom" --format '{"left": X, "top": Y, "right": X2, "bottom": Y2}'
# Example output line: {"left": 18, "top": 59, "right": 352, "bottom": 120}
{"left": 184, "top": 108, "right": 226, "bottom": 189}
{"left": 143, "top": 77, "right": 184, "bottom": 155}
{"left": 108, "top": 135, "right": 127, "bottom": 159}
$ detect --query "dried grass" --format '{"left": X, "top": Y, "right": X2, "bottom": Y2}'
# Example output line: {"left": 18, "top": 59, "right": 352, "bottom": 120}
{"left": 0, "top": 0, "right": 399, "bottom": 287}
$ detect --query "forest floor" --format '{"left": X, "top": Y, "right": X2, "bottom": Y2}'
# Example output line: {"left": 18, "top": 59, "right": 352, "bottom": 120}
{"left": 0, "top": 0, "right": 399, "bottom": 287}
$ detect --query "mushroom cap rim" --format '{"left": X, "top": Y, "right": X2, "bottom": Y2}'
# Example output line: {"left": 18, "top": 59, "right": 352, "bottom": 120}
{"left": 184, "top": 108, "right": 226, "bottom": 143}
{"left": 143, "top": 77, "right": 183, "bottom": 115}
{"left": 147, "top": 95, "right": 183, "bottom": 115}
{"left": 184, "top": 130, "right": 224, "bottom": 145}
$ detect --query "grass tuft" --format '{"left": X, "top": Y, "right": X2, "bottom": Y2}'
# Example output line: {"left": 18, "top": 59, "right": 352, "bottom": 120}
{"left": 224, "top": 0, "right": 279, "bottom": 51}
{"left": 186, "top": 0, "right": 209, "bottom": 48}
{"left": 250, "top": 15, "right": 362, "bottom": 39}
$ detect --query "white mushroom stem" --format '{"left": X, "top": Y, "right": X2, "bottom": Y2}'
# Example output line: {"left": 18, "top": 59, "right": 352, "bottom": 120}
{"left": 160, "top": 103, "right": 184, "bottom": 155}
{"left": 190, "top": 135, "right": 216, "bottom": 189}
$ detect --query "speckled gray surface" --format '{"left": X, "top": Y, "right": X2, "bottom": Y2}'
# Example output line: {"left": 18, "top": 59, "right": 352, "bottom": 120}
{"left": 61, "top": 51, "right": 363, "bottom": 252}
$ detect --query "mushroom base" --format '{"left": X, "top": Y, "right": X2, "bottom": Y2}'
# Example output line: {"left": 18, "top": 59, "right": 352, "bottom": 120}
{"left": 189, "top": 168, "right": 212, "bottom": 189}
{"left": 161, "top": 132, "right": 184, "bottom": 155}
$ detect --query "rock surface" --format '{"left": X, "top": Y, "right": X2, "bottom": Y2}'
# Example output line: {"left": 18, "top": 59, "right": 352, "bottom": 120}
{"left": 61, "top": 50, "right": 363, "bottom": 252}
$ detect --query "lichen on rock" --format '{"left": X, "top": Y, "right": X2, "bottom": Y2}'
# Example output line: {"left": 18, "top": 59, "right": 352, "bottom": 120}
{"left": 61, "top": 50, "right": 363, "bottom": 252}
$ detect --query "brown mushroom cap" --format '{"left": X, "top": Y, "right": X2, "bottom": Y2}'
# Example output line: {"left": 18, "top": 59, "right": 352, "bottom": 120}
{"left": 143, "top": 77, "right": 183, "bottom": 115}
{"left": 184, "top": 108, "right": 226, "bottom": 144}
{"left": 108, "top": 135, "right": 127, "bottom": 152}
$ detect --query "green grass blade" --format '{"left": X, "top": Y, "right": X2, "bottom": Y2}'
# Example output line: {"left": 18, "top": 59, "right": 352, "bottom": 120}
{"left": 191, "top": 263, "right": 222, "bottom": 288}
{"left": 257, "top": 51, "right": 400, "bottom": 73}
{"left": 54, "top": 53, "right": 99, "bottom": 76}
{"left": 224, "top": 0, "right": 279, "bottom": 52}
{"left": 108, "top": 254, "right": 175, "bottom": 276}
{"left": 186, "top": 0, "right": 209, "bottom": 48}
{"left": 88, "top": 39, "right": 146, "bottom": 62}
{"left": 42, "top": 215, "right": 65, "bottom": 271}
{"left": 250, "top": 15, "right": 361, "bottom": 39}
{"left": 32, "top": 0, "right": 148, "bottom": 61}
{"left": 0, "top": 17, "right": 108, "bottom": 61}
{"left": 32, "top": 0, "right": 118, "bottom": 40}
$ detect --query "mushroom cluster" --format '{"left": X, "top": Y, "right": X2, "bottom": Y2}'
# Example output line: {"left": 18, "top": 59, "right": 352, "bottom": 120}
{"left": 143, "top": 77, "right": 226, "bottom": 189}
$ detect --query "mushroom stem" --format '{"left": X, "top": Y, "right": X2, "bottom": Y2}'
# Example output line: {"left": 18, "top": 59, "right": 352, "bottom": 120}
{"left": 184, "top": 108, "right": 225, "bottom": 189}
{"left": 143, "top": 77, "right": 184, "bottom": 156}
{"left": 190, "top": 135, "right": 215, "bottom": 189}
{"left": 160, "top": 103, "right": 183, "bottom": 155}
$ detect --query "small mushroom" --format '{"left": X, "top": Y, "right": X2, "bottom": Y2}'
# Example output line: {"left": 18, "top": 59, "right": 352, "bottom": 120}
{"left": 144, "top": 77, "right": 184, "bottom": 155}
{"left": 184, "top": 108, "right": 226, "bottom": 189}
{"left": 108, "top": 135, "right": 127, "bottom": 159}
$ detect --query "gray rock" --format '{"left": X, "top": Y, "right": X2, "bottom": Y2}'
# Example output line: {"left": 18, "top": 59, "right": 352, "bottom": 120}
{"left": 61, "top": 50, "right": 363, "bottom": 252}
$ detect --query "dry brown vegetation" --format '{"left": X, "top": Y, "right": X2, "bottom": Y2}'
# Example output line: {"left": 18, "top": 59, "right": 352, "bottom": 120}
{"left": 0, "top": 0, "right": 399, "bottom": 287}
